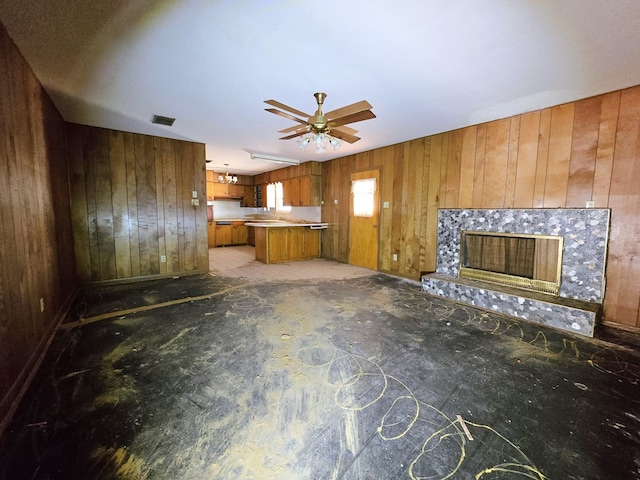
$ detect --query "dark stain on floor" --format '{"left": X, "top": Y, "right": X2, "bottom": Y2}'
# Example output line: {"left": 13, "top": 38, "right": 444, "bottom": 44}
{"left": 1, "top": 273, "right": 639, "bottom": 479}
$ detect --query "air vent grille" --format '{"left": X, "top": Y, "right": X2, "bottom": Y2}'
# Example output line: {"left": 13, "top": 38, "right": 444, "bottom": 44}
{"left": 152, "top": 114, "right": 175, "bottom": 126}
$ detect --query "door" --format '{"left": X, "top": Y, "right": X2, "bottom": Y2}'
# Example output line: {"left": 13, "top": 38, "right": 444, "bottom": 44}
{"left": 349, "top": 169, "right": 380, "bottom": 269}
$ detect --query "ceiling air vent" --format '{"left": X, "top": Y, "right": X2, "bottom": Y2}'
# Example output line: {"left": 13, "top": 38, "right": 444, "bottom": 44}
{"left": 152, "top": 114, "right": 175, "bottom": 126}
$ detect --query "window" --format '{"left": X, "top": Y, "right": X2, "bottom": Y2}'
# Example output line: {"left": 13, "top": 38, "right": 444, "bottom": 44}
{"left": 266, "top": 182, "right": 291, "bottom": 213}
{"left": 351, "top": 178, "right": 376, "bottom": 217}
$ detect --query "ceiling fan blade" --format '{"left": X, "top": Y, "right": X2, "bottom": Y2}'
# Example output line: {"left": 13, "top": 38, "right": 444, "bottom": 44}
{"left": 265, "top": 108, "right": 308, "bottom": 124}
{"left": 279, "top": 124, "right": 309, "bottom": 134}
{"left": 325, "top": 100, "right": 373, "bottom": 121}
{"left": 329, "top": 129, "right": 361, "bottom": 144}
{"left": 331, "top": 124, "right": 358, "bottom": 135}
{"left": 279, "top": 130, "right": 308, "bottom": 140}
{"left": 264, "top": 99, "right": 310, "bottom": 118}
{"left": 330, "top": 109, "right": 376, "bottom": 127}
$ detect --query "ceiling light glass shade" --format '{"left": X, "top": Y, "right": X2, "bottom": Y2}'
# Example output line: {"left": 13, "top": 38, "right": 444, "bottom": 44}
{"left": 218, "top": 164, "right": 238, "bottom": 184}
{"left": 297, "top": 137, "right": 311, "bottom": 149}
{"left": 298, "top": 133, "right": 341, "bottom": 154}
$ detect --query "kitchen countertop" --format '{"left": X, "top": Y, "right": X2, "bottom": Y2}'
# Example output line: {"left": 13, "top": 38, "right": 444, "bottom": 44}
{"left": 244, "top": 221, "right": 328, "bottom": 228}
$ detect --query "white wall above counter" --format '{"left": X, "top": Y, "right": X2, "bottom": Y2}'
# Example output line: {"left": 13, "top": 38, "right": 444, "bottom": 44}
{"left": 212, "top": 200, "right": 322, "bottom": 223}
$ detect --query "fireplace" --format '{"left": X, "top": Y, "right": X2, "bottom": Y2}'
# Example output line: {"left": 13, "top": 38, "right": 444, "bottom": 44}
{"left": 422, "top": 208, "right": 611, "bottom": 337}
{"left": 459, "top": 231, "right": 563, "bottom": 295}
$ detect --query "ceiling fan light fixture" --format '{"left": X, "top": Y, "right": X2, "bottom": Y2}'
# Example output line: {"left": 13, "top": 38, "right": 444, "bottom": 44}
{"left": 265, "top": 92, "right": 374, "bottom": 153}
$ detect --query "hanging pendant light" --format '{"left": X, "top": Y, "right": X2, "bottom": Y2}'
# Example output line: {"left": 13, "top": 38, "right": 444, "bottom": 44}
{"left": 218, "top": 164, "right": 238, "bottom": 184}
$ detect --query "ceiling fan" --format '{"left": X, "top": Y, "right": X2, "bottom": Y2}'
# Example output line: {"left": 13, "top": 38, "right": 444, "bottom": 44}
{"left": 264, "top": 92, "right": 375, "bottom": 149}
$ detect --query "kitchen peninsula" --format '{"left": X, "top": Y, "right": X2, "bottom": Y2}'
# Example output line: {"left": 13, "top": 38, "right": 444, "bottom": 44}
{"left": 244, "top": 221, "right": 328, "bottom": 264}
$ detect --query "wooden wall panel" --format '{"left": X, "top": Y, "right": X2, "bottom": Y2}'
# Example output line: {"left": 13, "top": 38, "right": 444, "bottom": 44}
{"left": 513, "top": 111, "right": 540, "bottom": 207}
{"left": 458, "top": 127, "right": 477, "bottom": 207}
{"left": 1, "top": 23, "right": 76, "bottom": 434}
{"left": 603, "top": 87, "right": 640, "bottom": 328}
{"left": 321, "top": 84, "right": 640, "bottom": 330}
{"left": 543, "top": 104, "right": 575, "bottom": 207}
{"left": 66, "top": 124, "right": 208, "bottom": 283}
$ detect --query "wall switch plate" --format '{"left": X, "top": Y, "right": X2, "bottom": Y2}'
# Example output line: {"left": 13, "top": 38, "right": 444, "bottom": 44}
{"left": 40, "top": 298, "right": 44, "bottom": 313}
{"left": 393, "top": 253, "right": 398, "bottom": 261}
{"left": 160, "top": 255, "right": 167, "bottom": 263}
{"left": 383, "top": 201, "right": 390, "bottom": 208}
{"left": 192, "top": 190, "right": 198, "bottom": 199}
{"left": 334, "top": 199, "right": 338, "bottom": 204}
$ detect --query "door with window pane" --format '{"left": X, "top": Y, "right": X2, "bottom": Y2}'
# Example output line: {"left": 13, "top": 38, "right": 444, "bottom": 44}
{"left": 349, "top": 169, "right": 380, "bottom": 269}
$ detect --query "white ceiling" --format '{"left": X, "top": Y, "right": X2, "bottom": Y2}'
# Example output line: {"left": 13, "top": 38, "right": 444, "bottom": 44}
{"left": 2, "top": 0, "right": 640, "bottom": 175}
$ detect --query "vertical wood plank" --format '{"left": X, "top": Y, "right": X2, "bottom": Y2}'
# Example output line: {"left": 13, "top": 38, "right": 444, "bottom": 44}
{"left": 533, "top": 108, "right": 552, "bottom": 207}
{"left": 444, "top": 130, "right": 463, "bottom": 208}
{"left": 481, "top": 118, "right": 510, "bottom": 207}
{"left": 592, "top": 92, "right": 621, "bottom": 207}
{"left": 458, "top": 126, "right": 477, "bottom": 208}
{"left": 543, "top": 103, "right": 575, "bottom": 207}
{"left": 124, "top": 132, "right": 140, "bottom": 277}
{"left": 162, "top": 138, "right": 179, "bottom": 272}
{"left": 109, "top": 130, "right": 131, "bottom": 278}
{"left": 566, "top": 97, "right": 600, "bottom": 207}
{"left": 513, "top": 111, "right": 541, "bottom": 208}
{"left": 504, "top": 116, "right": 520, "bottom": 208}
{"left": 472, "top": 124, "right": 486, "bottom": 206}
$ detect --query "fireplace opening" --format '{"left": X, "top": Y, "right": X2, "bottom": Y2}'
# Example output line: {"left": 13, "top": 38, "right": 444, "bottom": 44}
{"left": 459, "top": 231, "right": 564, "bottom": 295}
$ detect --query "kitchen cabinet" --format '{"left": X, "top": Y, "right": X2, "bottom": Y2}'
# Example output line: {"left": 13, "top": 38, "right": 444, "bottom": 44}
{"left": 282, "top": 175, "right": 321, "bottom": 206}
{"left": 213, "top": 183, "right": 244, "bottom": 199}
{"left": 207, "top": 221, "right": 216, "bottom": 247}
{"left": 254, "top": 226, "right": 320, "bottom": 263}
{"left": 215, "top": 221, "right": 248, "bottom": 247}
{"left": 242, "top": 185, "right": 256, "bottom": 207}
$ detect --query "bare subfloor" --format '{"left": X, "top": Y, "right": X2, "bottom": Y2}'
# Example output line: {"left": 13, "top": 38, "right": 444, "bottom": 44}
{"left": 0, "top": 249, "right": 639, "bottom": 479}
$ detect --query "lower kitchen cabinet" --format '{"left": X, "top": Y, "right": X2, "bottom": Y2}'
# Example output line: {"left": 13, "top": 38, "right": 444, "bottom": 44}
{"left": 215, "top": 222, "right": 248, "bottom": 247}
{"left": 255, "top": 227, "right": 320, "bottom": 263}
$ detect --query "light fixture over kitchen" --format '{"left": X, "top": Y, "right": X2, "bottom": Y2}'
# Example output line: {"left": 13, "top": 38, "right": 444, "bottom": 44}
{"left": 218, "top": 164, "right": 238, "bottom": 184}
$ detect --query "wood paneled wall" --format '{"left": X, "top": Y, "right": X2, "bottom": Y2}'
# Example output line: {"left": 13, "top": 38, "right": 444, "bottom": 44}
{"left": 0, "top": 22, "right": 76, "bottom": 432}
{"left": 322, "top": 86, "right": 640, "bottom": 331}
{"left": 66, "top": 124, "right": 209, "bottom": 282}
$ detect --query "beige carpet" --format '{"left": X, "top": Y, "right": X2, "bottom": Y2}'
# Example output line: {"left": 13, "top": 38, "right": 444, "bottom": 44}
{"left": 208, "top": 245, "right": 376, "bottom": 281}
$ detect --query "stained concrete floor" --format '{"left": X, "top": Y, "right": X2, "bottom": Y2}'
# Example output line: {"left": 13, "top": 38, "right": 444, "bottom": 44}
{"left": 1, "top": 259, "right": 639, "bottom": 479}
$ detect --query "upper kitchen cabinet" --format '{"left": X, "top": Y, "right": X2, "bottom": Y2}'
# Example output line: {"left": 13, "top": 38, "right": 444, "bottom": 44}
{"left": 283, "top": 175, "right": 321, "bottom": 206}
{"left": 213, "top": 182, "right": 244, "bottom": 199}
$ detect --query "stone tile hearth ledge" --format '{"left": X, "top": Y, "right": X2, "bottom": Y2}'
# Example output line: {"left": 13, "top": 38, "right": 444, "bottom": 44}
{"left": 422, "top": 273, "right": 602, "bottom": 337}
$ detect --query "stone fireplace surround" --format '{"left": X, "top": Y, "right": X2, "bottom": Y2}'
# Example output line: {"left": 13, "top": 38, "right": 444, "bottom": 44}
{"left": 422, "top": 208, "right": 610, "bottom": 337}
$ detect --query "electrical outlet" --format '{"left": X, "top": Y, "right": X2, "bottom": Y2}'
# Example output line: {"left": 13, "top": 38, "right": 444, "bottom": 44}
{"left": 383, "top": 201, "right": 390, "bottom": 208}
{"left": 393, "top": 253, "right": 398, "bottom": 261}
{"left": 160, "top": 255, "right": 167, "bottom": 263}
{"left": 40, "top": 297, "right": 44, "bottom": 313}
{"left": 586, "top": 200, "right": 595, "bottom": 208}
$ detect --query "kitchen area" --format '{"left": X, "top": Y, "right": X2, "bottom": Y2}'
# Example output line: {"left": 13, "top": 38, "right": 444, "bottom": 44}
{"left": 206, "top": 163, "right": 328, "bottom": 264}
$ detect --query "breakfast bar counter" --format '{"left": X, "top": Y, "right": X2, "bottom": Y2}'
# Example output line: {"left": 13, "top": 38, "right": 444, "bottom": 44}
{"left": 244, "top": 221, "right": 327, "bottom": 264}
